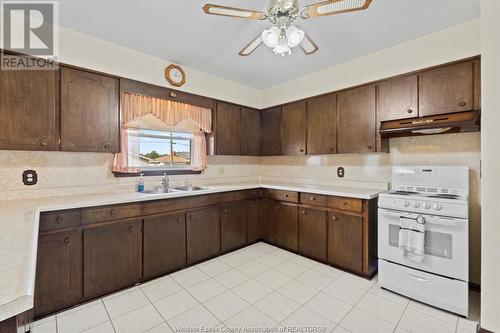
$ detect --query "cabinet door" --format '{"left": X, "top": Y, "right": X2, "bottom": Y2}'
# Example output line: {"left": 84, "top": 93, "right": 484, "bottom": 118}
{"left": 221, "top": 202, "right": 248, "bottom": 251}
{"left": 240, "top": 107, "right": 261, "bottom": 156}
{"left": 298, "top": 208, "right": 327, "bottom": 261}
{"left": 61, "top": 67, "right": 119, "bottom": 153}
{"left": 337, "top": 85, "right": 376, "bottom": 154}
{"left": 259, "top": 199, "right": 276, "bottom": 243}
{"left": 281, "top": 101, "right": 306, "bottom": 155}
{"left": 216, "top": 101, "right": 240, "bottom": 155}
{"left": 143, "top": 212, "right": 186, "bottom": 280}
{"left": 327, "top": 212, "right": 362, "bottom": 273}
{"left": 186, "top": 207, "right": 221, "bottom": 264}
{"left": 377, "top": 75, "right": 418, "bottom": 121}
{"left": 34, "top": 230, "right": 82, "bottom": 317}
{"left": 261, "top": 107, "right": 282, "bottom": 156}
{"left": 0, "top": 65, "right": 57, "bottom": 151}
{"left": 419, "top": 61, "right": 474, "bottom": 116}
{"left": 276, "top": 202, "right": 298, "bottom": 251}
{"left": 83, "top": 220, "right": 142, "bottom": 299}
{"left": 307, "top": 94, "right": 337, "bottom": 155}
{"left": 247, "top": 200, "right": 261, "bottom": 243}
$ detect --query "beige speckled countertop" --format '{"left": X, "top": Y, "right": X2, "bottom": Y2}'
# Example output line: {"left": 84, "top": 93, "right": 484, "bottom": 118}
{"left": 0, "top": 182, "right": 385, "bottom": 321}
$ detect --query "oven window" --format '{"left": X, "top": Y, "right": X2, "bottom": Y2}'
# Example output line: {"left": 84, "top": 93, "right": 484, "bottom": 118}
{"left": 388, "top": 224, "right": 453, "bottom": 259}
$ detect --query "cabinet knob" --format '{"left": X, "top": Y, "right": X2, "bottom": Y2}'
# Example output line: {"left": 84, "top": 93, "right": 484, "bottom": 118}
{"left": 109, "top": 208, "right": 116, "bottom": 216}
{"left": 250, "top": 204, "right": 254, "bottom": 208}
{"left": 64, "top": 237, "right": 71, "bottom": 244}
{"left": 459, "top": 101, "right": 466, "bottom": 107}
{"left": 367, "top": 145, "right": 373, "bottom": 150}
{"left": 330, "top": 147, "right": 335, "bottom": 152}
{"left": 40, "top": 140, "right": 48, "bottom": 147}
{"left": 177, "top": 217, "right": 182, "bottom": 223}
{"left": 299, "top": 148, "right": 304, "bottom": 153}
{"left": 224, "top": 209, "right": 228, "bottom": 214}
{"left": 407, "top": 109, "right": 413, "bottom": 114}
{"left": 310, "top": 197, "right": 316, "bottom": 201}
{"left": 301, "top": 210, "right": 307, "bottom": 215}
{"left": 284, "top": 194, "right": 289, "bottom": 198}
{"left": 243, "top": 149, "right": 247, "bottom": 154}
{"left": 103, "top": 143, "right": 110, "bottom": 149}
{"left": 330, "top": 216, "right": 337, "bottom": 221}
{"left": 55, "top": 215, "right": 63, "bottom": 224}
{"left": 128, "top": 225, "right": 133, "bottom": 232}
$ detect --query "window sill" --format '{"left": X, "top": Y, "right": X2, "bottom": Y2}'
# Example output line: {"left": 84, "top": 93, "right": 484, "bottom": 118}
{"left": 113, "top": 169, "right": 202, "bottom": 177}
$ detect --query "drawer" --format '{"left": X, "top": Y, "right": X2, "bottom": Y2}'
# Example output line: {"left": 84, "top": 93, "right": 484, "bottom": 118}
{"left": 39, "top": 210, "right": 81, "bottom": 232}
{"left": 231, "top": 189, "right": 261, "bottom": 201}
{"left": 378, "top": 259, "right": 468, "bottom": 316}
{"left": 81, "top": 203, "right": 142, "bottom": 225}
{"left": 300, "top": 192, "right": 328, "bottom": 206}
{"left": 263, "top": 189, "right": 298, "bottom": 203}
{"left": 328, "top": 196, "right": 362, "bottom": 212}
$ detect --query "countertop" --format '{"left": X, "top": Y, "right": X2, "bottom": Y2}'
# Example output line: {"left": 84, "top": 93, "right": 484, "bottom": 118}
{"left": 0, "top": 182, "right": 385, "bottom": 321}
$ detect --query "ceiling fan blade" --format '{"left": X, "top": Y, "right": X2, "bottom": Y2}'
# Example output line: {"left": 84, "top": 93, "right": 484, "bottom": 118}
{"left": 300, "top": 34, "right": 319, "bottom": 55}
{"left": 239, "top": 35, "right": 263, "bottom": 56}
{"left": 303, "top": 0, "right": 373, "bottom": 18}
{"left": 202, "top": 4, "right": 266, "bottom": 20}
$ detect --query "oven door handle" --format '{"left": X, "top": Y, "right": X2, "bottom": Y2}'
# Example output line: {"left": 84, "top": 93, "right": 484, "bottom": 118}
{"left": 379, "top": 209, "right": 465, "bottom": 228}
{"left": 407, "top": 273, "right": 432, "bottom": 283}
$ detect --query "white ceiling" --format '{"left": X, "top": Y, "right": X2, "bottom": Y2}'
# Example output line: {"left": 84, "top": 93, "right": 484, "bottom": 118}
{"left": 58, "top": 0, "right": 480, "bottom": 89}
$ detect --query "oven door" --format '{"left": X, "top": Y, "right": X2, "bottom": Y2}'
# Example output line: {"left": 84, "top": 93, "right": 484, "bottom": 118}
{"left": 378, "top": 208, "right": 468, "bottom": 281}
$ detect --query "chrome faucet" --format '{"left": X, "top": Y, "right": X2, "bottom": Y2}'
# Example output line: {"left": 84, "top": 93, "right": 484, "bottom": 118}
{"left": 161, "top": 173, "right": 170, "bottom": 192}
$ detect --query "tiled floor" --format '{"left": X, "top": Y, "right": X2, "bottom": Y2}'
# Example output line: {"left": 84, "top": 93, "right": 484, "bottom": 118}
{"left": 31, "top": 242, "right": 480, "bottom": 333}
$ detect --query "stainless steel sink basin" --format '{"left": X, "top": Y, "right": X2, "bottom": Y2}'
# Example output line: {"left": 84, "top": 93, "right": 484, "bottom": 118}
{"left": 141, "top": 186, "right": 208, "bottom": 194}
{"left": 171, "top": 186, "right": 208, "bottom": 191}
{"left": 141, "top": 188, "right": 179, "bottom": 194}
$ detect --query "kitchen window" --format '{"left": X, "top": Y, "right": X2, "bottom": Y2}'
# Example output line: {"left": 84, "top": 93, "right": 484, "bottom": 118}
{"left": 137, "top": 129, "right": 193, "bottom": 170}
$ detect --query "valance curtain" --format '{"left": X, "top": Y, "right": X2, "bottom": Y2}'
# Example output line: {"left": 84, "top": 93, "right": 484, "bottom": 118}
{"left": 112, "top": 93, "right": 212, "bottom": 173}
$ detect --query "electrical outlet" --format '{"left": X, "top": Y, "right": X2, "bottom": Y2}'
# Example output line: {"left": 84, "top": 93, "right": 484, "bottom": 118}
{"left": 22, "top": 170, "right": 38, "bottom": 185}
{"left": 337, "top": 167, "right": 345, "bottom": 178}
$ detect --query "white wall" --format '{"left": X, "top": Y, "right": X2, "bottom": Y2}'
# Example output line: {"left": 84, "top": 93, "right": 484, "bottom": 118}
{"left": 480, "top": 0, "right": 500, "bottom": 331}
{"left": 261, "top": 19, "right": 481, "bottom": 108}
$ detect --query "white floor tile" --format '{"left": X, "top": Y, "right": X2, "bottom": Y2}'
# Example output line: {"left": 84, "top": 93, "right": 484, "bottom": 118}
{"left": 276, "top": 279, "right": 319, "bottom": 305}
{"left": 32, "top": 315, "right": 55, "bottom": 327}
{"left": 332, "top": 325, "right": 350, "bottom": 333}
{"left": 304, "top": 293, "right": 352, "bottom": 324}
{"left": 237, "top": 261, "right": 269, "bottom": 277}
{"left": 140, "top": 276, "right": 183, "bottom": 302}
{"left": 253, "top": 292, "right": 301, "bottom": 322}
{"left": 295, "top": 270, "right": 334, "bottom": 290}
{"left": 251, "top": 242, "right": 279, "bottom": 253}
{"left": 368, "top": 284, "right": 410, "bottom": 306}
{"left": 204, "top": 291, "right": 249, "bottom": 321}
{"left": 337, "top": 273, "right": 375, "bottom": 291}
{"left": 224, "top": 306, "right": 277, "bottom": 331}
{"left": 167, "top": 304, "right": 221, "bottom": 329}
{"left": 407, "top": 300, "right": 458, "bottom": 326}
{"left": 393, "top": 327, "right": 411, "bottom": 333}
{"left": 238, "top": 246, "right": 268, "bottom": 259}
{"left": 187, "top": 278, "right": 227, "bottom": 303}
{"left": 171, "top": 267, "right": 210, "bottom": 288}
{"left": 273, "top": 249, "right": 298, "bottom": 260}
{"left": 255, "top": 253, "right": 287, "bottom": 268}
{"left": 219, "top": 253, "right": 252, "bottom": 267}
{"left": 214, "top": 268, "right": 250, "bottom": 289}
{"left": 145, "top": 323, "right": 173, "bottom": 333}
{"left": 57, "top": 300, "right": 110, "bottom": 333}
{"left": 281, "top": 307, "right": 336, "bottom": 333}
{"left": 274, "top": 261, "right": 308, "bottom": 278}
{"left": 82, "top": 321, "right": 115, "bottom": 333}
{"left": 103, "top": 287, "right": 150, "bottom": 319}
{"left": 340, "top": 308, "right": 395, "bottom": 333}
{"left": 232, "top": 279, "right": 273, "bottom": 304}
{"left": 356, "top": 293, "right": 406, "bottom": 324}
{"left": 153, "top": 289, "right": 199, "bottom": 320}
{"left": 112, "top": 304, "right": 164, "bottom": 333}
{"left": 255, "top": 269, "right": 292, "bottom": 289}
{"left": 31, "top": 319, "right": 56, "bottom": 333}
{"left": 197, "top": 259, "right": 232, "bottom": 277}
{"left": 312, "top": 263, "right": 344, "bottom": 279}
{"left": 398, "top": 308, "right": 456, "bottom": 333}
{"left": 322, "top": 280, "right": 366, "bottom": 306}
{"left": 289, "top": 255, "right": 318, "bottom": 268}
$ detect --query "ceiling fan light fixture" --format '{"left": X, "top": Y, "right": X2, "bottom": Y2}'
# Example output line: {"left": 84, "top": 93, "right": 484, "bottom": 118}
{"left": 273, "top": 35, "right": 292, "bottom": 56}
{"left": 285, "top": 25, "right": 304, "bottom": 47}
{"left": 261, "top": 26, "right": 281, "bottom": 47}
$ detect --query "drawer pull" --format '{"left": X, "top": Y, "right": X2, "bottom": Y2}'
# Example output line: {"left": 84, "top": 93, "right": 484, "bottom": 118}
{"left": 284, "top": 194, "right": 289, "bottom": 198}
{"left": 310, "top": 197, "right": 316, "bottom": 201}
{"left": 55, "top": 215, "right": 63, "bottom": 224}
{"left": 458, "top": 101, "right": 466, "bottom": 107}
{"left": 103, "top": 143, "right": 110, "bottom": 149}
{"left": 109, "top": 208, "right": 116, "bottom": 216}
{"left": 407, "top": 273, "right": 431, "bottom": 283}
{"left": 407, "top": 109, "right": 413, "bottom": 114}
{"left": 63, "top": 237, "right": 71, "bottom": 244}
{"left": 343, "top": 202, "right": 348, "bottom": 206}
{"left": 40, "top": 140, "right": 48, "bottom": 147}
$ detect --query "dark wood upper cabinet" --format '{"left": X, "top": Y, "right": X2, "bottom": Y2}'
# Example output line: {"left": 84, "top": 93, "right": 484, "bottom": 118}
{"left": 306, "top": 94, "right": 337, "bottom": 154}
{"left": 216, "top": 101, "right": 241, "bottom": 155}
{"left": 240, "top": 107, "right": 261, "bottom": 156}
{"left": 0, "top": 66, "right": 57, "bottom": 151}
{"left": 221, "top": 202, "right": 248, "bottom": 251}
{"left": 298, "top": 207, "right": 327, "bottom": 261}
{"left": 327, "top": 212, "right": 362, "bottom": 273}
{"left": 34, "top": 230, "right": 82, "bottom": 317}
{"left": 61, "top": 67, "right": 119, "bottom": 153}
{"left": 261, "top": 107, "right": 282, "bottom": 156}
{"left": 143, "top": 212, "right": 186, "bottom": 280}
{"left": 186, "top": 206, "right": 221, "bottom": 264}
{"left": 281, "top": 101, "right": 306, "bottom": 155}
{"left": 377, "top": 74, "right": 418, "bottom": 121}
{"left": 473, "top": 59, "right": 481, "bottom": 111}
{"left": 276, "top": 202, "right": 298, "bottom": 251}
{"left": 83, "top": 220, "right": 142, "bottom": 299}
{"left": 337, "top": 85, "right": 376, "bottom": 154}
{"left": 419, "top": 61, "right": 474, "bottom": 116}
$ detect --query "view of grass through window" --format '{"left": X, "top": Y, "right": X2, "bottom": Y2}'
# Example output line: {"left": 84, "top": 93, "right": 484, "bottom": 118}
{"left": 138, "top": 129, "right": 192, "bottom": 169}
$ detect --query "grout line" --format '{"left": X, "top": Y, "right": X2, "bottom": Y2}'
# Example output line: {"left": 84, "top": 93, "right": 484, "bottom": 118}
{"left": 100, "top": 299, "right": 117, "bottom": 333}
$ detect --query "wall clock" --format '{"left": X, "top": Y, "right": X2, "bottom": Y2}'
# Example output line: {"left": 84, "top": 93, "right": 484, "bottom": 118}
{"left": 165, "top": 64, "right": 186, "bottom": 87}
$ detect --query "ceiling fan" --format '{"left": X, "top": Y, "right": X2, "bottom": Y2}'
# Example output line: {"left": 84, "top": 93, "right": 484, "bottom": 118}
{"left": 202, "top": 0, "right": 373, "bottom": 57}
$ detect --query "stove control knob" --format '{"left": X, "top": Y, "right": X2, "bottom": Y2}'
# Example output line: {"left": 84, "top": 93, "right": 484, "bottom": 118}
{"left": 403, "top": 200, "right": 410, "bottom": 207}
{"left": 433, "top": 203, "right": 442, "bottom": 211}
{"left": 424, "top": 203, "right": 431, "bottom": 209}
{"left": 413, "top": 201, "right": 420, "bottom": 208}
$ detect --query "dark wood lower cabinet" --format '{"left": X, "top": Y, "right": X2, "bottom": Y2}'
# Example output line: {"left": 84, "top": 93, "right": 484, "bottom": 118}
{"left": 221, "top": 202, "right": 248, "bottom": 251}
{"left": 247, "top": 200, "right": 261, "bottom": 242}
{"left": 275, "top": 202, "right": 298, "bottom": 251}
{"left": 143, "top": 212, "right": 186, "bottom": 280}
{"left": 34, "top": 230, "right": 82, "bottom": 317}
{"left": 83, "top": 220, "right": 142, "bottom": 299}
{"left": 298, "top": 207, "right": 327, "bottom": 261}
{"left": 327, "top": 212, "right": 363, "bottom": 273}
{"left": 186, "top": 207, "right": 221, "bottom": 264}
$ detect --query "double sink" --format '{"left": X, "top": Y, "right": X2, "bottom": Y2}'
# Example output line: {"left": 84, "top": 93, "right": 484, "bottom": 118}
{"left": 142, "top": 185, "right": 208, "bottom": 194}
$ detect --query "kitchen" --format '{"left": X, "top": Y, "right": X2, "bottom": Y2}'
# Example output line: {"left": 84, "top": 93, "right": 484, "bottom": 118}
{"left": 0, "top": 0, "right": 498, "bottom": 333}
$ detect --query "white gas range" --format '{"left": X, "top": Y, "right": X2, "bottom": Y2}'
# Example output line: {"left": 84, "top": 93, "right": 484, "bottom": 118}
{"left": 378, "top": 166, "right": 469, "bottom": 316}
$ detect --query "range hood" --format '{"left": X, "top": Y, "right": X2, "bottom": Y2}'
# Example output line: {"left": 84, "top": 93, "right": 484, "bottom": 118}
{"left": 379, "top": 110, "right": 481, "bottom": 138}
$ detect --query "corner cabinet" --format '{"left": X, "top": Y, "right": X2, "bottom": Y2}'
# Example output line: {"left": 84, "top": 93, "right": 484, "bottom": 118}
{"left": 281, "top": 101, "right": 306, "bottom": 155}
{"left": 261, "top": 107, "right": 282, "bottom": 156}
{"left": 240, "top": 107, "right": 261, "bottom": 156}
{"left": 61, "top": 67, "right": 119, "bottom": 153}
